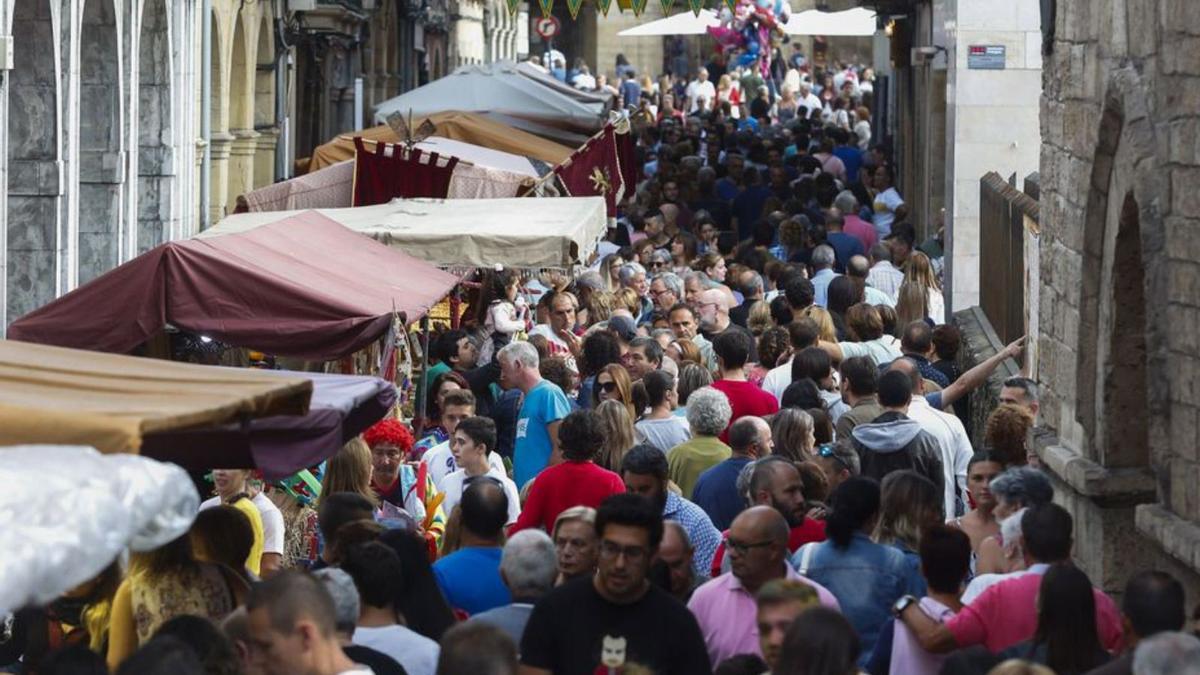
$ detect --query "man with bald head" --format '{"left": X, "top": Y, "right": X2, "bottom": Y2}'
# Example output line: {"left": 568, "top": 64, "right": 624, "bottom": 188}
{"left": 698, "top": 288, "right": 760, "bottom": 365}
{"left": 847, "top": 254, "right": 896, "bottom": 307}
{"left": 888, "top": 357, "right": 973, "bottom": 518}
{"left": 693, "top": 416, "right": 772, "bottom": 530}
{"left": 687, "top": 506, "right": 840, "bottom": 665}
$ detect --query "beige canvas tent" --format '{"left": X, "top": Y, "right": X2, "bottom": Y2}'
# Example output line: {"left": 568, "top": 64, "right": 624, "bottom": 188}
{"left": 303, "top": 111, "right": 572, "bottom": 174}
{"left": 205, "top": 197, "right": 608, "bottom": 271}
{"left": 0, "top": 340, "right": 311, "bottom": 453}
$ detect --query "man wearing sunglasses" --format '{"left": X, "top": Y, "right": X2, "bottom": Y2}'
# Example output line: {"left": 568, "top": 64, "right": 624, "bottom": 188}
{"left": 688, "top": 506, "right": 840, "bottom": 666}
{"left": 815, "top": 441, "right": 860, "bottom": 495}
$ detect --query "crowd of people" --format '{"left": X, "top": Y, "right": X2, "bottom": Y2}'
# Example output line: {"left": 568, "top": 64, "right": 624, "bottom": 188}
{"left": 5, "top": 45, "right": 1200, "bottom": 675}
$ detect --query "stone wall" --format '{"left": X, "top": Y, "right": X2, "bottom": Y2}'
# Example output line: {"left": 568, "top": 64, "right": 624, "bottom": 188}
{"left": 1036, "top": 0, "right": 1200, "bottom": 600}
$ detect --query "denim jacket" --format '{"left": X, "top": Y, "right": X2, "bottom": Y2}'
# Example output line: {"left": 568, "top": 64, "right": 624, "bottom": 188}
{"left": 792, "top": 532, "right": 924, "bottom": 667}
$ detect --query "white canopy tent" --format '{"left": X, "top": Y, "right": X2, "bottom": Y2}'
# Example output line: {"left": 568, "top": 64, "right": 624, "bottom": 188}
{"left": 617, "top": 7, "right": 876, "bottom": 37}
{"left": 204, "top": 197, "right": 609, "bottom": 270}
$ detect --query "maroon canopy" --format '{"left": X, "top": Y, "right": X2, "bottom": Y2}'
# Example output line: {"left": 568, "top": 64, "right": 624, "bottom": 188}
{"left": 9, "top": 212, "right": 459, "bottom": 361}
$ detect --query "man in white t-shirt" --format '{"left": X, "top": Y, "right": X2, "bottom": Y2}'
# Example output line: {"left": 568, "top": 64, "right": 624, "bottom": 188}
{"left": 441, "top": 416, "right": 522, "bottom": 525}
{"left": 422, "top": 389, "right": 505, "bottom": 491}
{"left": 686, "top": 68, "right": 717, "bottom": 114}
{"left": 798, "top": 83, "right": 822, "bottom": 120}
{"left": 200, "top": 469, "right": 285, "bottom": 575}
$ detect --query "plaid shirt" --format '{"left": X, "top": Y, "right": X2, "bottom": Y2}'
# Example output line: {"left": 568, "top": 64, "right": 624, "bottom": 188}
{"left": 663, "top": 491, "right": 722, "bottom": 577}
{"left": 867, "top": 261, "right": 905, "bottom": 299}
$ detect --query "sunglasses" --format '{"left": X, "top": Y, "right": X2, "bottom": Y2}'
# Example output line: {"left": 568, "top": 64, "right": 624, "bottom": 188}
{"left": 598, "top": 381, "right": 619, "bottom": 393}
{"left": 817, "top": 443, "right": 850, "bottom": 471}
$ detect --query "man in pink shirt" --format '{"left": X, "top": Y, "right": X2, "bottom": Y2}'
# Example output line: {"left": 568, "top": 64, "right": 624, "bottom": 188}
{"left": 896, "top": 503, "right": 1123, "bottom": 655}
{"left": 836, "top": 190, "right": 876, "bottom": 251}
{"left": 688, "top": 507, "right": 839, "bottom": 667}
{"left": 890, "top": 525, "right": 972, "bottom": 674}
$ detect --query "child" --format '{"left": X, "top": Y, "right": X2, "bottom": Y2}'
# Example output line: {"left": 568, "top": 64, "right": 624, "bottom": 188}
{"left": 477, "top": 267, "right": 528, "bottom": 365}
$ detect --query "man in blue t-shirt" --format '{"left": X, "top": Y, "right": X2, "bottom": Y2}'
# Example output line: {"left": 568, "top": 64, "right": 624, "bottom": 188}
{"left": 500, "top": 341, "right": 572, "bottom": 489}
{"left": 824, "top": 208, "right": 865, "bottom": 273}
{"left": 433, "top": 479, "right": 512, "bottom": 615}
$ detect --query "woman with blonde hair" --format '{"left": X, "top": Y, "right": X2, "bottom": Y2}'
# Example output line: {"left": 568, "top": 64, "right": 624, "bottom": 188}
{"left": 904, "top": 251, "right": 945, "bottom": 324}
{"left": 588, "top": 290, "right": 616, "bottom": 322}
{"left": 595, "top": 399, "right": 638, "bottom": 472}
{"left": 593, "top": 363, "right": 637, "bottom": 420}
{"left": 320, "top": 437, "right": 379, "bottom": 508}
{"left": 615, "top": 287, "right": 644, "bottom": 317}
{"left": 854, "top": 105, "right": 872, "bottom": 150}
{"left": 691, "top": 251, "right": 728, "bottom": 284}
{"left": 800, "top": 305, "right": 838, "bottom": 343}
{"left": 747, "top": 300, "right": 773, "bottom": 337}
{"left": 770, "top": 408, "right": 816, "bottom": 462}
{"left": 895, "top": 281, "right": 930, "bottom": 329}
{"left": 600, "top": 254, "right": 625, "bottom": 292}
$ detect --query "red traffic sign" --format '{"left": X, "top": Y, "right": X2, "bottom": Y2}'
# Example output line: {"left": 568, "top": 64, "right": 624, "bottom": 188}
{"left": 535, "top": 16, "right": 560, "bottom": 39}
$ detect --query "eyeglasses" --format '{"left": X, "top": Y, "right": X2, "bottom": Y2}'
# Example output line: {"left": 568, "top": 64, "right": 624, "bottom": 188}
{"left": 598, "top": 381, "right": 618, "bottom": 393}
{"left": 817, "top": 443, "right": 850, "bottom": 471}
{"left": 372, "top": 448, "right": 404, "bottom": 461}
{"left": 726, "top": 538, "right": 776, "bottom": 555}
{"left": 599, "top": 540, "right": 649, "bottom": 562}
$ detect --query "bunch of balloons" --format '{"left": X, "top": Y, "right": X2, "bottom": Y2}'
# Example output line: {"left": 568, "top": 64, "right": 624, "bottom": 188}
{"left": 707, "top": 0, "right": 790, "bottom": 76}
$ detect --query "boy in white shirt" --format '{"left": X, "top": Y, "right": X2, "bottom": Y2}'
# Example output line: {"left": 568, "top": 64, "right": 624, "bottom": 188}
{"left": 422, "top": 389, "right": 505, "bottom": 491}
{"left": 441, "top": 416, "right": 522, "bottom": 525}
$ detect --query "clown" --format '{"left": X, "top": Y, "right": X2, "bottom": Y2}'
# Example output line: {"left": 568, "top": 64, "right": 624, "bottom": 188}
{"left": 363, "top": 417, "right": 446, "bottom": 545}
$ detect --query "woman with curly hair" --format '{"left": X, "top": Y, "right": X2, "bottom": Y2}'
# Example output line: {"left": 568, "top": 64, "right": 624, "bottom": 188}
{"left": 985, "top": 403, "right": 1036, "bottom": 467}
{"left": 510, "top": 410, "right": 626, "bottom": 533}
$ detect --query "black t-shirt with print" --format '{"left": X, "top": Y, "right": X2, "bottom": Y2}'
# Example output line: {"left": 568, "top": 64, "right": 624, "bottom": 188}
{"left": 520, "top": 576, "right": 711, "bottom": 675}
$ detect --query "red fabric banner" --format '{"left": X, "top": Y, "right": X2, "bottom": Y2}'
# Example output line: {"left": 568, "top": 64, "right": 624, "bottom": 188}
{"left": 352, "top": 138, "right": 459, "bottom": 206}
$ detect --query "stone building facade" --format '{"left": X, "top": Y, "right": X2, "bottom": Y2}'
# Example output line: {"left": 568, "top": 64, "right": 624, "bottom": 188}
{"left": 0, "top": 0, "right": 520, "bottom": 331}
{"left": 1036, "top": 0, "right": 1200, "bottom": 598}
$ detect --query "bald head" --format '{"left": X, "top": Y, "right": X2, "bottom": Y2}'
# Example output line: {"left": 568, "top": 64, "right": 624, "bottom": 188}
{"left": 732, "top": 505, "right": 790, "bottom": 546}
{"left": 699, "top": 289, "right": 731, "bottom": 312}
{"left": 661, "top": 520, "right": 692, "bottom": 554}
{"left": 847, "top": 255, "right": 870, "bottom": 279}
{"left": 660, "top": 203, "right": 680, "bottom": 226}
{"left": 887, "top": 357, "right": 923, "bottom": 394}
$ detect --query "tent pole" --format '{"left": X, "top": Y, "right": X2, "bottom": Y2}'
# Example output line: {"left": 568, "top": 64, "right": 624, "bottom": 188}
{"left": 419, "top": 315, "right": 431, "bottom": 425}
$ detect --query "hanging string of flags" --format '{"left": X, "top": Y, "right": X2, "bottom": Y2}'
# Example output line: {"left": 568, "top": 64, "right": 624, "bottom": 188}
{"left": 508, "top": 0, "right": 720, "bottom": 19}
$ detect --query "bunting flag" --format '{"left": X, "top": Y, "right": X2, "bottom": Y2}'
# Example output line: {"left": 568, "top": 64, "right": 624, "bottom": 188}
{"left": 596, "top": 0, "right": 614, "bottom": 15}
{"left": 505, "top": 0, "right": 521, "bottom": 15}
{"left": 723, "top": 0, "right": 736, "bottom": 11}
{"left": 566, "top": 0, "right": 585, "bottom": 18}
{"left": 659, "top": 0, "right": 676, "bottom": 14}
{"left": 688, "top": 0, "right": 704, "bottom": 16}
{"left": 630, "top": 0, "right": 648, "bottom": 15}
{"left": 537, "top": 0, "right": 554, "bottom": 17}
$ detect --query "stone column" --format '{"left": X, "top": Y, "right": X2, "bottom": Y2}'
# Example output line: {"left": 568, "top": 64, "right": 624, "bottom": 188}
{"left": 227, "top": 129, "right": 260, "bottom": 212}
{"left": 253, "top": 128, "right": 279, "bottom": 189}
{"left": 208, "top": 131, "right": 234, "bottom": 223}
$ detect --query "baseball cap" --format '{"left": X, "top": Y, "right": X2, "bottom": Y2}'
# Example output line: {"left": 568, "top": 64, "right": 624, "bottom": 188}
{"left": 607, "top": 315, "right": 638, "bottom": 342}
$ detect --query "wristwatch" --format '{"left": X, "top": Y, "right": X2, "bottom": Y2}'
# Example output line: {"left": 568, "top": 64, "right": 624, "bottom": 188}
{"left": 892, "top": 594, "right": 918, "bottom": 618}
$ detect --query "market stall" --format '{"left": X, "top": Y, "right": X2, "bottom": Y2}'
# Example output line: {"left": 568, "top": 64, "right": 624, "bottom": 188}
{"left": 202, "top": 196, "right": 609, "bottom": 271}
{"left": 8, "top": 214, "right": 459, "bottom": 360}
{"left": 0, "top": 340, "right": 396, "bottom": 478}
{"left": 241, "top": 136, "right": 542, "bottom": 213}
{"left": 372, "top": 61, "right": 608, "bottom": 142}
{"left": 303, "top": 111, "right": 573, "bottom": 174}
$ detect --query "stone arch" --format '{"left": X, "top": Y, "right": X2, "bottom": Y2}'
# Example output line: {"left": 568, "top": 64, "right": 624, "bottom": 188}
{"left": 228, "top": 15, "right": 251, "bottom": 131}
{"left": 252, "top": 12, "right": 276, "bottom": 188}
{"left": 1074, "top": 67, "right": 1169, "bottom": 468}
{"left": 136, "top": 0, "right": 174, "bottom": 254}
{"left": 7, "top": 0, "right": 62, "bottom": 322}
{"left": 224, "top": 13, "right": 254, "bottom": 212}
{"left": 77, "top": 0, "right": 125, "bottom": 284}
